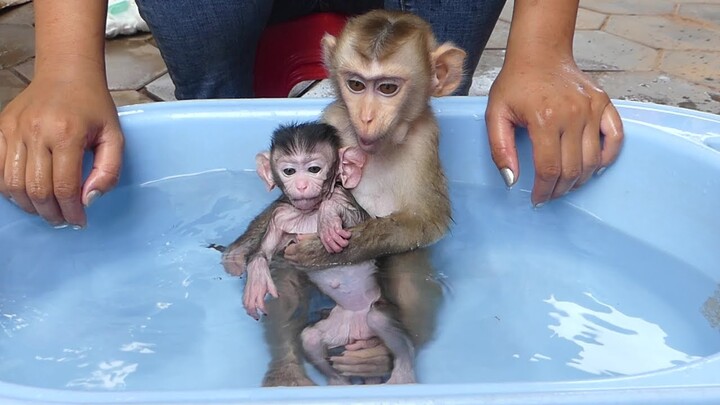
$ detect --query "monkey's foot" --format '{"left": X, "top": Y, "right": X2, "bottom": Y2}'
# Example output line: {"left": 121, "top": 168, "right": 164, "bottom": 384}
{"left": 386, "top": 371, "right": 416, "bottom": 385}
{"left": 328, "top": 376, "right": 351, "bottom": 385}
{"left": 262, "top": 364, "right": 316, "bottom": 387}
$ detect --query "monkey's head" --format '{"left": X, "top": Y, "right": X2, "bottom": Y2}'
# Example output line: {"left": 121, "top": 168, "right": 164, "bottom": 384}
{"left": 256, "top": 122, "right": 366, "bottom": 211}
{"left": 322, "top": 10, "right": 466, "bottom": 153}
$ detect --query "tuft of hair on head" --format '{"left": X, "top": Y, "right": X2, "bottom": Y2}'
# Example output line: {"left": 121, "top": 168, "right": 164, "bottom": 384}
{"left": 344, "top": 10, "right": 435, "bottom": 64}
{"left": 270, "top": 121, "right": 342, "bottom": 158}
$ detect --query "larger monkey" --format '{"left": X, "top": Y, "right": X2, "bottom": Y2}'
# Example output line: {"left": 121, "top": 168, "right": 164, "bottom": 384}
{"left": 223, "top": 10, "right": 465, "bottom": 386}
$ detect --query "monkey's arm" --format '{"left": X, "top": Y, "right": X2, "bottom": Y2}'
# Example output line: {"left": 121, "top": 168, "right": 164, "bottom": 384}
{"left": 286, "top": 203, "right": 450, "bottom": 269}
{"left": 316, "top": 187, "right": 370, "bottom": 254}
{"left": 222, "top": 197, "right": 287, "bottom": 276}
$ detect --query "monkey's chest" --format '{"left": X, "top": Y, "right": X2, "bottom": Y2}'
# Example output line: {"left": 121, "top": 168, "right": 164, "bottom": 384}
{"left": 353, "top": 162, "right": 402, "bottom": 217}
{"left": 285, "top": 212, "right": 320, "bottom": 234}
{"left": 308, "top": 262, "right": 380, "bottom": 312}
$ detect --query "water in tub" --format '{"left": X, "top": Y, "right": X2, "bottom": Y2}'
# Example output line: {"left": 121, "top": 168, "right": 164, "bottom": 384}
{"left": 0, "top": 169, "right": 716, "bottom": 390}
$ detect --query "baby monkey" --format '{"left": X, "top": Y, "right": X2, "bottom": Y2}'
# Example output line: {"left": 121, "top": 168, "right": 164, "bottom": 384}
{"left": 244, "top": 122, "right": 415, "bottom": 385}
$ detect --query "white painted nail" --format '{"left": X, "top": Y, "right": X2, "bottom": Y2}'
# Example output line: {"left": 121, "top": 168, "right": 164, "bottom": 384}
{"left": 85, "top": 190, "right": 103, "bottom": 207}
{"left": 596, "top": 166, "right": 607, "bottom": 176}
{"left": 500, "top": 167, "right": 515, "bottom": 188}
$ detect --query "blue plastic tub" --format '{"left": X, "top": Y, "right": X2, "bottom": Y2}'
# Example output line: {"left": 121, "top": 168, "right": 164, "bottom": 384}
{"left": 1, "top": 97, "right": 719, "bottom": 404}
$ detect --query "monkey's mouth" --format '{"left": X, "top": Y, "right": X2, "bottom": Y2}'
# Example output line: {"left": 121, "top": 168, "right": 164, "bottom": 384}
{"left": 357, "top": 137, "right": 379, "bottom": 153}
{"left": 292, "top": 197, "right": 322, "bottom": 211}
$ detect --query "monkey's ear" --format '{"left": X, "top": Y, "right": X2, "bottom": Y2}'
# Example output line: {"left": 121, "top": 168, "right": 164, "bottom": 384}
{"left": 255, "top": 151, "right": 276, "bottom": 191}
{"left": 338, "top": 146, "right": 366, "bottom": 189}
{"left": 321, "top": 33, "right": 338, "bottom": 69}
{"left": 431, "top": 43, "right": 467, "bottom": 97}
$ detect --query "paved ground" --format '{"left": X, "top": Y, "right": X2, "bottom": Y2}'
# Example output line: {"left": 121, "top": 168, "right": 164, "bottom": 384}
{"left": 0, "top": 1, "right": 718, "bottom": 114}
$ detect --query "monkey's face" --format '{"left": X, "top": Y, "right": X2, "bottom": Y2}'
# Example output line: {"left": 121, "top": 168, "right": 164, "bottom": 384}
{"left": 339, "top": 71, "right": 409, "bottom": 152}
{"left": 274, "top": 151, "right": 335, "bottom": 211}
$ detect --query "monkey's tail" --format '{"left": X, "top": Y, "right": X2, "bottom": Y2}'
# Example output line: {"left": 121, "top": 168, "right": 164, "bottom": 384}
{"left": 207, "top": 243, "right": 226, "bottom": 253}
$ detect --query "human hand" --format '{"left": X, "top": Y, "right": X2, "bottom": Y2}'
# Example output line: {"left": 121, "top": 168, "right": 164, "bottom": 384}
{"left": 330, "top": 338, "right": 392, "bottom": 378}
{"left": 0, "top": 72, "right": 124, "bottom": 227}
{"left": 486, "top": 54, "right": 624, "bottom": 207}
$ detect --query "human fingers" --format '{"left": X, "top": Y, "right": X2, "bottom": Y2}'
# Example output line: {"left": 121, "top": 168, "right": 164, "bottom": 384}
{"left": 5, "top": 140, "right": 36, "bottom": 214}
{"left": 551, "top": 121, "right": 584, "bottom": 199}
{"left": 528, "top": 124, "right": 562, "bottom": 207}
{"left": 485, "top": 103, "right": 520, "bottom": 188}
{"left": 599, "top": 103, "right": 625, "bottom": 171}
{"left": 81, "top": 124, "right": 124, "bottom": 207}
{"left": 0, "top": 130, "right": 7, "bottom": 199}
{"left": 574, "top": 119, "right": 602, "bottom": 188}
{"left": 53, "top": 142, "right": 86, "bottom": 227}
{"left": 25, "top": 142, "right": 64, "bottom": 225}
{"left": 345, "top": 337, "right": 382, "bottom": 351}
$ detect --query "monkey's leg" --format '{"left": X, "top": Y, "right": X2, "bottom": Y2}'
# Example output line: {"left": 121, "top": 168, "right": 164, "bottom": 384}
{"left": 261, "top": 261, "right": 315, "bottom": 387}
{"left": 379, "top": 248, "right": 443, "bottom": 353}
{"left": 300, "top": 320, "right": 351, "bottom": 386}
{"left": 367, "top": 302, "right": 416, "bottom": 384}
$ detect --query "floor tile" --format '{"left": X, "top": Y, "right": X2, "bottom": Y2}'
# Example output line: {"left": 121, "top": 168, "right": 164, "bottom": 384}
{"left": 14, "top": 36, "right": 168, "bottom": 91}
{"left": 579, "top": 0, "right": 677, "bottom": 15}
{"left": 469, "top": 50, "right": 504, "bottom": 96}
{"left": 0, "top": 68, "right": 25, "bottom": 110}
{"left": 589, "top": 71, "right": 720, "bottom": 114}
{"left": 111, "top": 90, "right": 153, "bottom": 107}
{"left": 105, "top": 36, "right": 167, "bottom": 90}
{"left": 604, "top": 15, "right": 720, "bottom": 51}
{"left": 486, "top": 20, "right": 509, "bottom": 50}
{"left": 0, "top": 24, "right": 34, "bottom": 68}
{"left": 0, "top": 1, "right": 33, "bottom": 25}
{"left": 144, "top": 73, "right": 176, "bottom": 101}
{"left": 574, "top": 31, "right": 659, "bottom": 71}
{"left": 0, "top": 0, "right": 29, "bottom": 10}
{"left": 677, "top": 3, "right": 720, "bottom": 27}
{"left": 576, "top": 7, "right": 607, "bottom": 30}
{"left": 662, "top": 50, "right": 720, "bottom": 90}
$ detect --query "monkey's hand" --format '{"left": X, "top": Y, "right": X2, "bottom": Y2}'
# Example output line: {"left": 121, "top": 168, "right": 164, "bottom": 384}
{"left": 243, "top": 256, "right": 278, "bottom": 320}
{"left": 318, "top": 213, "right": 351, "bottom": 253}
{"left": 329, "top": 338, "right": 392, "bottom": 378}
{"left": 283, "top": 236, "right": 340, "bottom": 269}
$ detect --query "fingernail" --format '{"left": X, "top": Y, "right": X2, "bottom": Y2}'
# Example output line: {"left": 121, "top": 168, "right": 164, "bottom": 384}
{"left": 71, "top": 224, "right": 84, "bottom": 231}
{"left": 53, "top": 222, "right": 69, "bottom": 229}
{"left": 8, "top": 196, "right": 17, "bottom": 206}
{"left": 595, "top": 166, "right": 607, "bottom": 176}
{"left": 85, "top": 190, "right": 103, "bottom": 207}
{"left": 533, "top": 201, "right": 546, "bottom": 209}
{"left": 500, "top": 167, "right": 515, "bottom": 188}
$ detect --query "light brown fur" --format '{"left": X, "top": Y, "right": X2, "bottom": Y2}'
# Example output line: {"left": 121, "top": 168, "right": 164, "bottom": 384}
{"left": 223, "top": 10, "right": 466, "bottom": 387}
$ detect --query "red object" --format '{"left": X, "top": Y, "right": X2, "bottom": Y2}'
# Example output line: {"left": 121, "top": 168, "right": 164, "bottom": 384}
{"left": 253, "top": 12, "right": 348, "bottom": 98}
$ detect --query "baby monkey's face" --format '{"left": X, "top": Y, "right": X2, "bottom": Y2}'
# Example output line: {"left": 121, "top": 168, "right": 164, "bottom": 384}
{"left": 274, "top": 146, "right": 336, "bottom": 211}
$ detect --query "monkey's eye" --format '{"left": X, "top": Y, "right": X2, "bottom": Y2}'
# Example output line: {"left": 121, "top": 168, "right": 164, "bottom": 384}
{"left": 377, "top": 82, "right": 399, "bottom": 96}
{"left": 308, "top": 166, "right": 322, "bottom": 174}
{"left": 282, "top": 168, "right": 296, "bottom": 176}
{"left": 347, "top": 79, "right": 366, "bottom": 93}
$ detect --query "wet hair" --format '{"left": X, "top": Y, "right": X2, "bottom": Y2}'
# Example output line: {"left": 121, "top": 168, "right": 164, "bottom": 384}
{"left": 270, "top": 121, "right": 341, "bottom": 158}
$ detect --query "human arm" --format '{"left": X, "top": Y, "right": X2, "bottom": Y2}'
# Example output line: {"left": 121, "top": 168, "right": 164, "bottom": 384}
{"left": 486, "top": 0, "right": 624, "bottom": 207}
{"left": 0, "top": 0, "right": 124, "bottom": 227}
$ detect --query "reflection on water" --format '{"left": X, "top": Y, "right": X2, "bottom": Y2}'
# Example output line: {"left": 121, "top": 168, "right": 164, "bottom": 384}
{"left": 546, "top": 293, "right": 701, "bottom": 376}
{"left": 0, "top": 170, "right": 717, "bottom": 390}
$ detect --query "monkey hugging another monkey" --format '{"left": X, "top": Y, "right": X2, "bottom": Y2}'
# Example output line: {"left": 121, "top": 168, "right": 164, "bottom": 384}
{"left": 220, "top": 9, "right": 466, "bottom": 386}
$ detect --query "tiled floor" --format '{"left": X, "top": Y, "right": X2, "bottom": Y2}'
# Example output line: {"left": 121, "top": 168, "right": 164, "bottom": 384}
{"left": 0, "top": 0, "right": 719, "bottom": 113}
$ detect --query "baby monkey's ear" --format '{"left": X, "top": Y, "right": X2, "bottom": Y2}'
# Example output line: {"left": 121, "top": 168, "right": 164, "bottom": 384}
{"left": 255, "top": 151, "right": 275, "bottom": 191}
{"left": 338, "top": 146, "right": 366, "bottom": 189}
